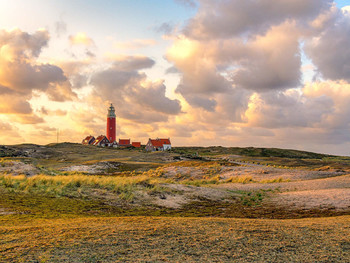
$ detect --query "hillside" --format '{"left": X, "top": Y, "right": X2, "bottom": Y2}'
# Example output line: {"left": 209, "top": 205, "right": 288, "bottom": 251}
{"left": 1, "top": 143, "right": 350, "bottom": 261}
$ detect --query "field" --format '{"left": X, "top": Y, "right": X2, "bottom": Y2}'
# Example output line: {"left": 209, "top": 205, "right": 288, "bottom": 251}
{"left": 1, "top": 143, "right": 350, "bottom": 262}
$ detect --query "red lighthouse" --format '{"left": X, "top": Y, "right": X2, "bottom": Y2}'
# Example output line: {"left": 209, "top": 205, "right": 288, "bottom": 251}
{"left": 107, "top": 104, "right": 116, "bottom": 143}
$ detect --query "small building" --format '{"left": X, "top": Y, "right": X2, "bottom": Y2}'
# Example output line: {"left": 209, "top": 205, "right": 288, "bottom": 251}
{"left": 93, "top": 135, "right": 110, "bottom": 147}
{"left": 82, "top": 135, "right": 95, "bottom": 145}
{"left": 132, "top": 142, "right": 141, "bottom": 148}
{"left": 145, "top": 138, "right": 171, "bottom": 151}
{"left": 119, "top": 139, "right": 131, "bottom": 147}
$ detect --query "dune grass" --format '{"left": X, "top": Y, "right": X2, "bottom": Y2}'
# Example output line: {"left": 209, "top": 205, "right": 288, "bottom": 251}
{"left": 0, "top": 174, "right": 172, "bottom": 201}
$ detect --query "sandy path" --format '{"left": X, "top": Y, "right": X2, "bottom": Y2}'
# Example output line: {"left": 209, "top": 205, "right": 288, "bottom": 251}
{"left": 269, "top": 188, "right": 350, "bottom": 210}
{"left": 217, "top": 174, "right": 350, "bottom": 210}
{"left": 217, "top": 174, "right": 350, "bottom": 192}
{"left": 222, "top": 162, "right": 346, "bottom": 180}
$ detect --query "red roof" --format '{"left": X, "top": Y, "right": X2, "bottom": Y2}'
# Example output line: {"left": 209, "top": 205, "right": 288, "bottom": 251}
{"left": 84, "top": 135, "right": 94, "bottom": 141}
{"left": 95, "top": 135, "right": 106, "bottom": 141}
{"left": 119, "top": 139, "right": 131, "bottom": 145}
{"left": 159, "top": 138, "right": 171, "bottom": 145}
{"left": 93, "top": 135, "right": 109, "bottom": 145}
{"left": 82, "top": 135, "right": 95, "bottom": 144}
{"left": 132, "top": 142, "right": 141, "bottom": 148}
{"left": 149, "top": 139, "right": 164, "bottom": 147}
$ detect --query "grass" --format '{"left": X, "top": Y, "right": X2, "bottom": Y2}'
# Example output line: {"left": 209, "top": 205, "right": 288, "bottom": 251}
{"left": 0, "top": 174, "right": 170, "bottom": 200}
{"left": 171, "top": 146, "right": 335, "bottom": 159}
{"left": 1, "top": 216, "right": 349, "bottom": 262}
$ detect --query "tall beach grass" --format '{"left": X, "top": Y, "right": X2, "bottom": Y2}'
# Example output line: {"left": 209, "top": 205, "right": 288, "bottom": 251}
{"left": 0, "top": 174, "right": 170, "bottom": 200}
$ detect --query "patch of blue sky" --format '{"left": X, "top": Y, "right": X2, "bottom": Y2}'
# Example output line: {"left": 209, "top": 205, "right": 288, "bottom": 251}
{"left": 335, "top": 0, "right": 350, "bottom": 8}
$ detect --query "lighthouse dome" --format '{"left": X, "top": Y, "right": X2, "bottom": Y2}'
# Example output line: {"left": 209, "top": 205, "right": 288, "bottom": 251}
{"left": 107, "top": 103, "right": 116, "bottom": 118}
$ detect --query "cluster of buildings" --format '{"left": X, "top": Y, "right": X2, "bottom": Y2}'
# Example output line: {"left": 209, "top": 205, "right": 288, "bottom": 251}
{"left": 82, "top": 104, "right": 172, "bottom": 151}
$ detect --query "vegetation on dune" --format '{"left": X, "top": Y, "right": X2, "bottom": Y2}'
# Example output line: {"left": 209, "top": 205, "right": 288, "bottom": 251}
{"left": 172, "top": 146, "right": 335, "bottom": 159}
{"left": 0, "top": 143, "right": 348, "bottom": 220}
{"left": 0, "top": 144, "right": 349, "bottom": 262}
{"left": 2, "top": 142, "right": 350, "bottom": 171}
{"left": 0, "top": 174, "right": 171, "bottom": 200}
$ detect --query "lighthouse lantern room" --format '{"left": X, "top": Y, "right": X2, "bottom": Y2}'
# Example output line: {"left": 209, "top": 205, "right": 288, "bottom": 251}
{"left": 107, "top": 104, "right": 116, "bottom": 143}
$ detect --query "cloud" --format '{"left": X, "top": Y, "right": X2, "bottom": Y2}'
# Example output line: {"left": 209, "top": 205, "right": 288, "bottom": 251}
{"left": 110, "top": 55, "right": 155, "bottom": 71}
{"left": 174, "top": 0, "right": 197, "bottom": 9}
{"left": 155, "top": 23, "right": 174, "bottom": 35}
{"left": 90, "top": 55, "right": 181, "bottom": 123}
{"left": 13, "top": 114, "right": 45, "bottom": 124}
{"left": 165, "top": 1, "right": 338, "bottom": 120}
{"left": 0, "top": 120, "right": 14, "bottom": 131}
{"left": 0, "top": 28, "right": 49, "bottom": 61}
{"left": 233, "top": 22, "right": 302, "bottom": 91}
{"left": 55, "top": 20, "right": 67, "bottom": 37}
{"left": 245, "top": 89, "right": 334, "bottom": 129}
{"left": 166, "top": 21, "right": 304, "bottom": 114}
{"left": 69, "top": 32, "right": 95, "bottom": 46}
{"left": 58, "top": 60, "right": 91, "bottom": 88}
{"left": 183, "top": 0, "right": 333, "bottom": 39}
{"left": 305, "top": 6, "right": 350, "bottom": 81}
{"left": 160, "top": 1, "right": 350, "bottom": 155}
{"left": 165, "top": 66, "right": 179, "bottom": 74}
{"left": 114, "top": 39, "right": 157, "bottom": 50}
{"left": 0, "top": 28, "right": 76, "bottom": 118}
{"left": 0, "top": 119, "right": 22, "bottom": 144}
{"left": 0, "top": 95, "right": 32, "bottom": 114}
{"left": 39, "top": 107, "right": 67, "bottom": 116}
{"left": 132, "top": 80, "right": 182, "bottom": 115}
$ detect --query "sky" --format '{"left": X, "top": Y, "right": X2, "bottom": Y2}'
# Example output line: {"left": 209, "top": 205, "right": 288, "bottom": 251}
{"left": 0, "top": 0, "right": 350, "bottom": 156}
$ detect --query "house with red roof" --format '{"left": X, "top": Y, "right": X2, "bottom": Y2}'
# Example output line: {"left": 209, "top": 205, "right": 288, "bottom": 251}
{"left": 145, "top": 138, "right": 171, "bottom": 151}
{"left": 132, "top": 142, "right": 141, "bottom": 148}
{"left": 93, "top": 135, "right": 110, "bottom": 147}
{"left": 119, "top": 139, "right": 131, "bottom": 147}
{"left": 82, "top": 135, "right": 95, "bottom": 145}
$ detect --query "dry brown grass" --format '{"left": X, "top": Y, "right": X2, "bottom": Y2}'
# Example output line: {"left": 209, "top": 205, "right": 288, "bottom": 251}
{"left": 0, "top": 216, "right": 349, "bottom": 262}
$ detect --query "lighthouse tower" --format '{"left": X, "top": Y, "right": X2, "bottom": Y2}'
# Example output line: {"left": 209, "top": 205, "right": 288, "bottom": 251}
{"left": 107, "top": 104, "right": 116, "bottom": 143}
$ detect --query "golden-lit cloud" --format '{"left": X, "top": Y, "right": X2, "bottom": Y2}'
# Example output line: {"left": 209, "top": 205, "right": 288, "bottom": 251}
{"left": 69, "top": 32, "right": 94, "bottom": 46}
{"left": 0, "top": 28, "right": 76, "bottom": 130}
{"left": 0, "top": 119, "right": 22, "bottom": 144}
